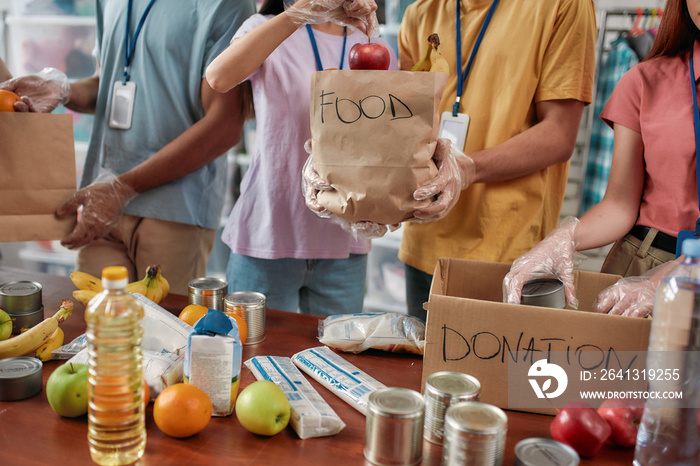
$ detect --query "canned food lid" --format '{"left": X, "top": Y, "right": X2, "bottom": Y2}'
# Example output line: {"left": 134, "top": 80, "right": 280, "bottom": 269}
{"left": 521, "top": 278, "right": 563, "bottom": 298}
{"left": 369, "top": 387, "right": 424, "bottom": 416}
{"left": 224, "top": 291, "right": 265, "bottom": 306}
{"left": 0, "top": 281, "right": 43, "bottom": 312}
{"left": 188, "top": 277, "right": 228, "bottom": 295}
{"left": 514, "top": 438, "right": 580, "bottom": 466}
{"left": 0, "top": 357, "right": 43, "bottom": 401}
{"left": 426, "top": 371, "right": 480, "bottom": 397}
{"left": 445, "top": 401, "right": 507, "bottom": 434}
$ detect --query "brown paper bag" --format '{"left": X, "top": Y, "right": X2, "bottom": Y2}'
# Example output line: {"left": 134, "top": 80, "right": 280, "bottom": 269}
{"left": 310, "top": 70, "right": 448, "bottom": 225}
{"left": 0, "top": 112, "right": 77, "bottom": 241}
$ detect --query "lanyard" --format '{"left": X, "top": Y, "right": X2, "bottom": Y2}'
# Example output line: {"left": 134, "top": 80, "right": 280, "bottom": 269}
{"left": 305, "top": 24, "right": 348, "bottom": 71}
{"left": 122, "top": 0, "right": 158, "bottom": 84}
{"left": 453, "top": 0, "right": 500, "bottom": 116}
{"left": 689, "top": 49, "right": 700, "bottom": 231}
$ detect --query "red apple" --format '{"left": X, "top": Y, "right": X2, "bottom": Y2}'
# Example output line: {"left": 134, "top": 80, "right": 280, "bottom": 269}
{"left": 348, "top": 42, "right": 390, "bottom": 70}
{"left": 597, "top": 397, "right": 644, "bottom": 447}
{"left": 550, "top": 401, "right": 612, "bottom": 457}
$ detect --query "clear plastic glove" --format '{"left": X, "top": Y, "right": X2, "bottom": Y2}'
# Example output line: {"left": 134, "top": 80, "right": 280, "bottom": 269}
{"left": 503, "top": 216, "right": 582, "bottom": 308}
{"left": 301, "top": 146, "right": 332, "bottom": 219}
{"left": 286, "top": 0, "right": 379, "bottom": 37}
{"left": 595, "top": 260, "right": 677, "bottom": 318}
{"left": 332, "top": 217, "right": 400, "bottom": 240}
{"left": 56, "top": 173, "right": 137, "bottom": 249}
{"left": 410, "top": 138, "right": 476, "bottom": 223}
{"left": 0, "top": 67, "right": 70, "bottom": 113}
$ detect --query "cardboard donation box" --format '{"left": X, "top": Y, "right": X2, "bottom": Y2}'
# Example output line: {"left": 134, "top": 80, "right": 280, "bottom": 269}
{"left": 0, "top": 113, "right": 77, "bottom": 241}
{"left": 422, "top": 259, "right": 653, "bottom": 415}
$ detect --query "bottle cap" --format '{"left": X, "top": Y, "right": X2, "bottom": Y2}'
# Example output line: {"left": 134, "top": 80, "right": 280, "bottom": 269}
{"left": 681, "top": 238, "right": 700, "bottom": 257}
{"left": 102, "top": 266, "right": 129, "bottom": 288}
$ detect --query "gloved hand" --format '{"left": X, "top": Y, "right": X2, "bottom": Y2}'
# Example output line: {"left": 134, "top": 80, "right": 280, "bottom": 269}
{"left": 410, "top": 138, "right": 476, "bottom": 223}
{"left": 503, "top": 216, "right": 582, "bottom": 308}
{"left": 286, "top": 0, "right": 379, "bottom": 37}
{"left": 301, "top": 145, "right": 332, "bottom": 219}
{"left": 595, "top": 277, "right": 657, "bottom": 318}
{"left": 333, "top": 218, "right": 401, "bottom": 240}
{"left": 0, "top": 68, "right": 70, "bottom": 113}
{"left": 595, "top": 260, "right": 677, "bottom": 318}
{"left": 56, "top": 175, "right": 137, "bottom": 249}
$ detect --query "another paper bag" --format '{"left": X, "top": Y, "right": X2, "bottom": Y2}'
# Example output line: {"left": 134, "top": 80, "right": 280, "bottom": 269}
{"left": 310, "top": 70, "right": 448, "bottom": 225}
{"left": 0, "top": 113, "right": 77, "bottom": 241}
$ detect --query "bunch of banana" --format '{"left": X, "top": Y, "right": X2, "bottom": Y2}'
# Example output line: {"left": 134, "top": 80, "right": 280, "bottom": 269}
{"left": 125, "top": 265, "right": 169, "bottom": 304}
{"left": 70, "top": 266, "right": 170, "bottom": 305}
{"left": 0, "top": 299, "right": 73, "bottom": 360}
{"left": 411, "top": 33, "right": 450, "bottom": 73}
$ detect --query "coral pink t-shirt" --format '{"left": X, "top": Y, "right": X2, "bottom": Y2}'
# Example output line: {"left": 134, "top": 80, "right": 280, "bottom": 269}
{"left": 600, "top": 41, "right": 700, "bottom": 237}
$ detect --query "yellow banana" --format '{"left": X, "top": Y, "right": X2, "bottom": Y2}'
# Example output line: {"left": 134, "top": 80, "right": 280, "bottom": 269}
{"left": 411, "top": 45, "right": 432, "bottom": 72}
{"left": 73, "top": 289, "right": 98, "bottom": 307}
{"left": 430, "top": 50, "right": 450, "bottom": 73}
{"left": 69, "top": 270, "right": 104, "bottom": 292}
{"left": 0, "top": 299, "right": 73, "bottom": 359}
{"left": 35, "top": 326, "right": 65, "bottom": 362}
{"left": 125, "top": 265, "right": 168, "bottom": 304}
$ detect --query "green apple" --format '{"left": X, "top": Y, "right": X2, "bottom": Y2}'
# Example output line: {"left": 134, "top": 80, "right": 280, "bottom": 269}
{"left": 46, "top": 362, "right": 88, "bottom": 418}
{"left": 0, "top": 309, "right": 11, "bottom": 341}
{"left": 235, "top": 380, "right": 290, "bottom": 436}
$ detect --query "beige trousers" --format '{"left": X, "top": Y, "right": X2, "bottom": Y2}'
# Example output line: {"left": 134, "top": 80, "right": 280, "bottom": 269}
{"left": 77, "top": 214, "right": 216, "bottom": 295}
{"left": 600, "top": 228, "right": 675, "bottom": 277}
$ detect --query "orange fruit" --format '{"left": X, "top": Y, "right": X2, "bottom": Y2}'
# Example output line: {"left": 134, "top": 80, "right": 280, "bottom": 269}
{"left": 143, "top": 379, "right": 150, "bottom": 407}
{"left": 0, "top": 90, "right": 20, "bottom": 112}
{"left": 224, "top": 311, "right": 248, "bottom": 345}
{"left": 153, "top": 383, "right": 212, "bottom": 438}
{"left": 178, "top": 304, "right": 209, "bottom": 326}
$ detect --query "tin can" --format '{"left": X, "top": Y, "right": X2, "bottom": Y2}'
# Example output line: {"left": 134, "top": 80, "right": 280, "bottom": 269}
{"left": 514, "top": 438, "right": 580, "bottom": 466}
{"left": 423, "top": 371, "right": 481, "bottom": 445}
{"left": 0, "top": 281, "right": 43, "bottom": 333}
{"left": 223, "top": 291, "right": 266, "bottom": 345}
{"left": 521, "top": 278, "right": 566, "bottom": 309}
{"left": 442, "top": 401, "right": 508, "bottom": 466}
{"left": 364, "top": 387, "right": 425, "bottom": 466}
{"left": 0, "top": 357, "right": 43, "bottom": 401}
{"left": 188, "top": 277, "right": 228, "bottom": 311}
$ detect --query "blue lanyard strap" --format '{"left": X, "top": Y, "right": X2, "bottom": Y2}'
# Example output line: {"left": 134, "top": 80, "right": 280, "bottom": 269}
{"left": 305, "top": 25, "right": 348, "bottom": 71}
{"left": 690, "top": 50, "right": 700, "bottom": 231}
{"left": 453, "top": 0, "right": 500, "bottom": 116}
{"left": 123, "top": 0, "right": 158, "bottom": 84}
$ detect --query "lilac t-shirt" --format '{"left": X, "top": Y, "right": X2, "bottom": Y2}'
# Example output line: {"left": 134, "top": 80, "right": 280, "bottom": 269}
{"left": 600, "top": 41, "right": 700, "bottom": 237}
{"left": 221, "top": 15, "right": 399, "bottom": 259}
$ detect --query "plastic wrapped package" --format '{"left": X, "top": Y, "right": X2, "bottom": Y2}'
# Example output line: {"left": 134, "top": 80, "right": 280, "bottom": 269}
{"left": 318, "top": 312, "right": 425, "bottom": 354}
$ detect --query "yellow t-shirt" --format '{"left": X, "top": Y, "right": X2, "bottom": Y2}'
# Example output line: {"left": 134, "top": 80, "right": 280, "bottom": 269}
{"left": 398, "top": 0, "right": 596, "bottom": 274}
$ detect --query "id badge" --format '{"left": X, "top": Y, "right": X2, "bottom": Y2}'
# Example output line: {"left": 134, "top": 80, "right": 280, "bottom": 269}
{"left": 438, "top": 111, "right": 470, "bottom": 150}
{"left": 109, "top": 81, "right": 136, "bottom": 130}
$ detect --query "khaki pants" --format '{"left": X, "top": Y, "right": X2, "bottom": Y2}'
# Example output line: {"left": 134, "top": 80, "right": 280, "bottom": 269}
{"left": 77, "top": 214, "right": 216, "bottom": 295}
{"left": 600, "top": 228, "right": 675, "bottom": 277}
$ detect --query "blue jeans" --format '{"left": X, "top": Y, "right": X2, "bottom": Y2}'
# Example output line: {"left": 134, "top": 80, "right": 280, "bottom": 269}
{"left": 404, "top": 263, "right": 433, "bottom": 322}
{"left": 226, "top": 253, "right": 368, "bottom": 317}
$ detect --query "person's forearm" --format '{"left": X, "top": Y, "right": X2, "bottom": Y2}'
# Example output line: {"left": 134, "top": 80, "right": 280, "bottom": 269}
{"left": 65, "top": 75, "right": 100, "bottom": 114}
{"left": 117, "top": 80, "right": 247, "bottom": 193}
{"left": 206, "top": 12, "right": 299, "bottom": 93}
{"left": 574, "top": 201, "right": 640, "bottom": 252}
{"left": 0, "top": 59, "right": 12, "bottom": 81}
{"left": 469, "top": 99, "right": 584, "bottom": 184}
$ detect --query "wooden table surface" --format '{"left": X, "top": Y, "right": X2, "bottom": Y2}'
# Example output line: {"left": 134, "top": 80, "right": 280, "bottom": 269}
{"left": 0, "top": 267, "right": 634, "bottom": 465}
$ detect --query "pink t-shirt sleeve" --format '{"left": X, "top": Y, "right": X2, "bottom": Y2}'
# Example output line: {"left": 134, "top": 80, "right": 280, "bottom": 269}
{"left": 600, "top": 66, "right": 642, "bottom": 133}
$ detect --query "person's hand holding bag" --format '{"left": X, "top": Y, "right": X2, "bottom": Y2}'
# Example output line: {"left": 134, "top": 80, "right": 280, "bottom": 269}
{"left": 56, "top": 172, "right": 137, "bottom": 249}
{"left": 410, "top": 138, "right": 476, "bottom": 223}
{"left": 285, "top": 0, "right": 378, "bottom": 37}
{"left": 503, "top": 216, "right": 582, "bottom": 308}
{"left": 0, "top": 67, "right": 70, "bottom": 113}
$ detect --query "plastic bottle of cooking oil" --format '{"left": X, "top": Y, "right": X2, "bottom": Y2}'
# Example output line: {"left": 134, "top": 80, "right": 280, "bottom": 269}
{"left": 86, "top": 266, "right": 146, "bottom": 465}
